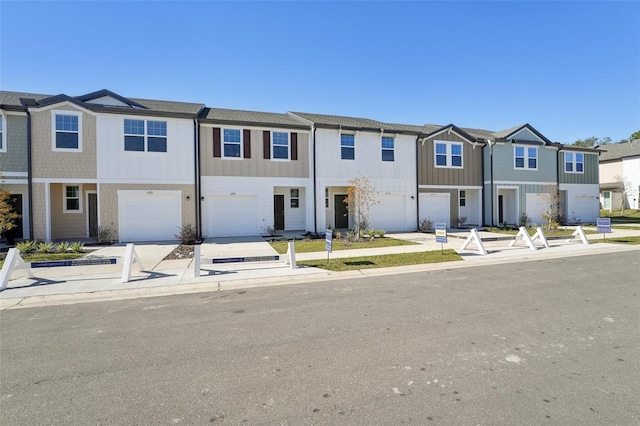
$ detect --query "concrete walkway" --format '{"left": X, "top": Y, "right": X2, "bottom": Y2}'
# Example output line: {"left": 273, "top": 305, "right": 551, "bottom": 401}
{"left": 1, "top": 227, "right": 638, "bottom": 309}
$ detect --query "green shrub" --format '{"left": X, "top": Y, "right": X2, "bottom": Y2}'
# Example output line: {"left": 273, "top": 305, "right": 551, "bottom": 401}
{"left": 55, "top": 241, "right": 71, "bottom": 253}
{"left": 37, "top": 241, "right": 54, "bottom": 253}
{"left": 15, "top": 240, "right": 37, "bottom": 254}
{"left": 376, "top": 229, "right": 386, "bottom": 238}
{"left": 71, "top": 242, "right": 85, "bottom": 253}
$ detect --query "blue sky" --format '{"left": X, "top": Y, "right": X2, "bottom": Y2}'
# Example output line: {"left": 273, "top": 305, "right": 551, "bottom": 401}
{"left": 1, "top": 1, "right": 638, "bottom": 143}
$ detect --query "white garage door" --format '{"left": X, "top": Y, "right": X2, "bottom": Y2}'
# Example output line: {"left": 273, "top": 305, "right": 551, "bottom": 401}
{"left": 419, "top": 193, "right": 450, "bottom": 228}
{"left": 569, "top": 195, "right": 598, "bottom": 223}
{"left": 370, "top": 195, "right": 406, "bottom": 231}
{"left": 525, "top": 193, "right": 549, "bottom": 225}
{"left": 207, "top": 195, "right": 258, "bottom": 237}
{"left": 118, "top": 191, "right": 182, "bottom": 242}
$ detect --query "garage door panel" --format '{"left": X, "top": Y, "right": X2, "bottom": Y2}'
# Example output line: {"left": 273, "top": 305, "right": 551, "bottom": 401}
{"left": 118, "top": 192, "right": 181, "bottom": 242}
{"left": 370, "top": 195, "right": 406, "bottom": 231}
{"left": 419, "top": 193, "right": 450, "bottom": 228}
{"left": 208, "top": 195, "right": 258, "bottom": 237}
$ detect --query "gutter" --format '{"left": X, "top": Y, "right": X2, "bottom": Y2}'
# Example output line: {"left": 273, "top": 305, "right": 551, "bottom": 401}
{"left": 193, "top": 115, "right": 201, "bottom": 240}
{"left": 481, "top": 141, "right": 485, "bottom": 226}
{"left": 489, "top": 140, "right": 495, "bottom": 226}
{"left": 415, "top": 135, "right": 420, "bottom": 230}
{"left": 312, "top": 125, "right": 317, "bottom": 234}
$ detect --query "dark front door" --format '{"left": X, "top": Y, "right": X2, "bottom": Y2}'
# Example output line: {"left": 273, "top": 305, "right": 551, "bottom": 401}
{"left": 498, "top": 195, "right": 504, "bottom": 224}
{"left": 274, "top": 195, "right": 285, "bottom": 230}
{"left": 6, "top": 193, "right": 23, "bottom": 240}
{"left": 88, "top": 193, "right": 98, "bottom": 238}
{"left": 334, "top": 194, "right": 349, "bottom": 229}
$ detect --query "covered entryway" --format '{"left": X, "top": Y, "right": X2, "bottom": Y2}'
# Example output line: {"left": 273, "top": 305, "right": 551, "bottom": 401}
{"left": 496, "top": 188, "right": 517, "bottom": 226}
{"left": 370, "top": 194, "right": 406, "bottom": 231}
{"left": 118, "top": 190, "right": 182, "bottom": 242}
{"left": 207, "top": 195, "right": 258, "bottom": 237}
{"left": 334, "top": 194, "right": 349, "bottom": 229}
{"left": 419, "top": 193, "right": 450, "bottom": 228}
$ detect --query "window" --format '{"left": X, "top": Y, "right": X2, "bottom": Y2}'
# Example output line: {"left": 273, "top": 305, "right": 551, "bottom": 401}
{"left": 565, "top": 152, "right": 584, "bottom": 173}
{"left": 603, "top": 191, "right": 611, "bottom": 209}
{"left": 434, "top": 141, "right": 463, "bottom": 168}
{"left": 325, "top": 188, "right": 329, "bottom": 208}
{"left": 0, "top": 115, "right": 5, "bottom": 152}
{"left": 381, "top": 136, "right": 394, "bottom": 161}
{"left": 52, "top": 111, "right": 82, "bottom": 151}
{"left": 64, "top": 185, "right": 81, "bottom": 213}
{"left": 341, "top": 134, "right": 355, "bottom": 160}
{"left": 459, "top": 190, "right": 466, "bottom": 207}
{"left": 273, "top": 132, "right": 289, "bottom": 160}
{"left": 124, "top": 119, "right": 167, "bottom": 152}
{"left": 223, "top": 129, "right": 241, "bottom": 158}
{"left": 290, "top": 188, "right": 299, "bottom": 208}
{"left": 514, "top": 145, "right": 537, "bottom": 170}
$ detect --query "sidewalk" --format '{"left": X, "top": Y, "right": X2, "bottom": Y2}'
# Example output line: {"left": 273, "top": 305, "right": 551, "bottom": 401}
{"left": 1, "top": 227, "right": 638, "bottom": 309}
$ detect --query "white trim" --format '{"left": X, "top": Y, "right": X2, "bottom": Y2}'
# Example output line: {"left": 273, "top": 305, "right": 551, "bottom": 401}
{"left": 29, "top": 100, "right": 95, "bottom": 115}
{"left": 45, "top": 183, "right": 51, "bottom": 242}
{"left": 419, "top": 185, "right": 482, "bottom": 190}
{"left": 85, "top": 190, "right": 98, "bottom": 238}
{"left": 117, "top": 189, "right": 182, "bottom": 196}
{"left": 426, "top": 127, "right": 475, "bottom": 144}
{"left": 221, "top": 126, "right": 243, "bottom": 160}
{"left": 123, "top": 117, "right": 168, "bottom": 153}
{"left": 63, "top": 184, "right": 83, "bottom": 214}
{"left": 0, "top": 172, "right": 28, "bottom": 177}
{"left": 51, "top": 109, "right": 83, "bottom": 152}
{"left": 4, "top": 110, "right": 27, "bottom": 116}
{"left": 271, "top": 130, "right": 291, "bottom": 162}
{"left": 513, "top": 144, "right": 538, "bottom": 170}
{"left": 32, "top": 178, "right": 99, "bottom": 184}
{"left": 563, "top": 152, "right": 584, "bottom": 174}
{"left": 0, "top": 112, "right": 6, "bottom": 153}
{"left": 201, "top": 121, "right": 311, "bottom": 136}
{"left": 496, "top": 185, "right": 519, "bottom": 226}
{"left": 484, "top": 180, "right": 556, "bottom": 186}
{"left": 0, "top": 179, "right": 28, "bottom": 184}
{"left": 434, "top": 140, "right": 463, "bottom": 169}
{"left": 381, "top": 135, "right": 395, "bottom": 162}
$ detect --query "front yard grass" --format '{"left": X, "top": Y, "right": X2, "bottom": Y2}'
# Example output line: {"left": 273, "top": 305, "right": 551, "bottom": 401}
{"left": 298, "top": 249, "right": 462, "bottom": 272}
{"left": 483, "top": 227, "right": 596, "bottom": 237}
{"left": 269, "top": 237, "right": 417, "bottom": 254}
{"left": 0, "top": 252, "right": 86, "bottom": 269}
{"left": 592, "top": 236, "right": 640, "bottom": 245}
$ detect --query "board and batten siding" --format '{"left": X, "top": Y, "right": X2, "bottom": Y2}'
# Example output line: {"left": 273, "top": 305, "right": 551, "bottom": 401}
{"left": 486, "top": 141, "right": 557, "bottom": 182}
{"left": 96, "top": 115, "right": 194, "bottom": 183}
{"left": 559, "top": 152, "right": 599, "bottom": 184}
{"left": 418, "top": 133, "right": 483, "bottom": 186}
{"left": 0, "top": 114, "right": 28, "bottom": 173}
{"left": 200, "top": 126, "right": 309, "bottom": 178}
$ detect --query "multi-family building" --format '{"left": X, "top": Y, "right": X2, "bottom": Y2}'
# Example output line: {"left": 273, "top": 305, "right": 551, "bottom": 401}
{"left": 598, "top": 140, "right": 640, "bottom": 211}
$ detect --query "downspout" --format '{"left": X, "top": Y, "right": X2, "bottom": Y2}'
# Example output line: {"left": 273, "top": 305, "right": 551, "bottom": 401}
{"left": 26, "top": 107, "right": 34, "bottom": 239}
{"left": 193, "top": 116, "right": 201, "bottom": 240}
{"left": 415, "top": 135, "right": 420, "bottom": 230}
{"left": 481, "top": 141, "right": 485, "bottom": 226}
{"left": 556, "top": 145, "right": 562, "bottom": 221}
{"left": 489, "top": 140, "right": 495, "bottom": 226}
{"left": 312, "top": 125, "right": 317, "bottom": 234}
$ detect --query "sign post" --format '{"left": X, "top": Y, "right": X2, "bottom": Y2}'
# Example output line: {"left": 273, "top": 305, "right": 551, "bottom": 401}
{"left": 325, "top": 229, "right": 333, "bottom": 263}
{"left": 435, "top": 223, "right": 447, "bottom": 254}
{"left": 596, "top": 217, "right": 611, "bottom": 241}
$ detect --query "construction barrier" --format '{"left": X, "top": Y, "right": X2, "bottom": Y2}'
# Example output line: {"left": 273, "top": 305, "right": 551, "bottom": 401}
{"left": 193, "top": 243, "right": 294, "bottom": 278}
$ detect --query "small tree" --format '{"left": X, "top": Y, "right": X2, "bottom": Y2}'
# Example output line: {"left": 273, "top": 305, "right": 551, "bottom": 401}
{"left": 0, "top": 187, "right": 21, "bottom": 237}
{"left": 613, "top": 174, "right": 631, "bottom": 215}
{"left": 344, "top": 176, "right": 378, "bottom": 240}
{"left": 538, "top": 184, "right": 562, "bottom": 231}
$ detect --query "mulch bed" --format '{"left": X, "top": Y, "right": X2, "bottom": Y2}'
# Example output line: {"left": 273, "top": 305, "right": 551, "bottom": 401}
{"left": 164, "top": 244, "right": 195, "bottom": 260}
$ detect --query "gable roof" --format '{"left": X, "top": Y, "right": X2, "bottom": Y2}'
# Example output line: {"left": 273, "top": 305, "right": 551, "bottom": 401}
{"left": 200, "top": 107, "right": 311, "bottom": 130}
{"left": 598, "top": 140, "right": 640, "bottom": 161}
{"left": 0, "top": 90, "right": 53, "bottom": 111}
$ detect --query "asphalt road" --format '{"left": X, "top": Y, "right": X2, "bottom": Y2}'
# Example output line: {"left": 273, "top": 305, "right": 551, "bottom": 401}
{"left": 1, "top": 252, "right": 638, "bottom": 425}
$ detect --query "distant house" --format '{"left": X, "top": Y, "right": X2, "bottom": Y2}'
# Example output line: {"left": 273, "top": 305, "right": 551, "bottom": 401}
{"left": 599, "top": 140, "right": 640, "bottom": 211}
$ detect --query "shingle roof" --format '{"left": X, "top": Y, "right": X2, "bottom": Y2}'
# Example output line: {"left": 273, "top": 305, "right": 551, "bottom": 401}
{"left": 0, "top": 90, "right": 52, "bottom": 107}
{"left": 127, "top": 97, "right": 203, "bottom": 115}
{"left": 598, "top": 140, "right": 640, "bottom": 161}
{"left": 289, "top": 111, "right": 384, "bottom": 130}
{"left": 202, "top": 107, "right": 310, "bottom": 128}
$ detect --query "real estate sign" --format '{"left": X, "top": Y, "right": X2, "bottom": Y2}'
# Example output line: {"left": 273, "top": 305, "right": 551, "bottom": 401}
{"left": 596, "top": 217, "right": 611, "bottom": 234}
{"left": 325, "top": 229, "right": 333, "bottom": 253}
{"left": 435, "top": 223, "right": 448, "bottom": 244}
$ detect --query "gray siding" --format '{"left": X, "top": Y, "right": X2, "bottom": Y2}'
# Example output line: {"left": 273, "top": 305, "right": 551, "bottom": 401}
{"left": 559, "top": 152, "right": 599, "bottom": 184}
{"left": 418, "top": 133, "right": 482, "bottom": 186}
{"left": 489, "top": 141, "right": 557, "bottom": 182}
{"left": 200, "top": 127, "right": 309, "bottom": 178}
{"left": 0, "top": 115, "right": 28, "bottom": 173}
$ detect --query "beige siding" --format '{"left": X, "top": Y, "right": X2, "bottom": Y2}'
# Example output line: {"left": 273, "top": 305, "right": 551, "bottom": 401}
{"left": 200, "top": 127, "right": 309, "bottom": 178}
{"left": 31, "top": 104, "right": 97, "bottom": 179}
{"left": 32, "top": 183, "right": 46, "bottom": 241}
{"left": 50, "top": 183, "right": 97, "bottom": 240}
{"left": 599, "top": 161, "right": 621, "bottom": 185}
{"left": 100, "top": 183, "right": 195, "bottom": 241}
{"left": 418, "top": 133, "right": 482, "bottom": 186}
{"left": 418, "top": 187, "right": 457, "bottom": 225}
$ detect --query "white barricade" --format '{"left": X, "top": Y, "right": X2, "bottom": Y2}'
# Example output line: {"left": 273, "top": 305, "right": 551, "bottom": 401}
{"left": 460, "top": 228, "right": 488, "bottom": 255}
{"left": 509, "top": 227, "right": 538, "bottom": 251}
{"left": 284, "top": 241, "right": 297, "bottom": 270}
{"left": 565, "top": 226, "right": 589, "bottom": 245}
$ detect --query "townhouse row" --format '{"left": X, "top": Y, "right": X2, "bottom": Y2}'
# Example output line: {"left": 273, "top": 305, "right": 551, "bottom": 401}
{"left": 0, "top": 89, "right": 601, "bottom": 243}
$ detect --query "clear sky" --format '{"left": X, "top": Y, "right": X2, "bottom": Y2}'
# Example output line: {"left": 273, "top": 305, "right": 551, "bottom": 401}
{"left": 1, "top": 1, "right": 638, "bottom": 143}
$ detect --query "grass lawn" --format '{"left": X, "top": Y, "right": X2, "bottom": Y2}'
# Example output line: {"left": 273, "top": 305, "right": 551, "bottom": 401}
{"left": 600, "top": 209, "right": 640, "bottom": 224}
{"left": 298, "top": 249, "right": 462, "bottom": 272}
{"left": 269, "top": 237, "right": 417, "bottom": 254}
{"left": 592, "top": 236, "right": 640, "bottom": 245}
{"left": 482, "top": 227, "right": 596, "bottom": 237}
{"left": 0, "top": 252, "right": 86, "bottom": 269}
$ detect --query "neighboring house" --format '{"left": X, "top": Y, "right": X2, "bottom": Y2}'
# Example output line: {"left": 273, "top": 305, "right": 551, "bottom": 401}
{"left": 1, "top": 89, "right": 204, "bottom": 243}
{"left": 198, "top": 107, "right": 312, "bottom": 237}
{"left": 598, "top": 140, "right": 640, "bottom": 211}
{"left": 417, "top": 124, "right": 485, "bottom": 228}
{"left": 289, "top": 112, "right": 420, "bottom": 233}
{"left": 0, "top": 91, "right": 50, "bottom": 240}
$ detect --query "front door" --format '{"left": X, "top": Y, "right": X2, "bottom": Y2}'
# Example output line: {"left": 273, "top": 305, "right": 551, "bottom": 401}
{"left": 6, "top": 193, "right": 23, "bottom": 240}
{"left": 274, "top": 195, "right": 285, "bottom": 230}
{"left": 88, "top": 193, "right": 98, "bottom": 238}
{"left": 498, "top": 195, "right": 504, "bottom": 225}
{"left": 334, "top": 194, "right": 349, "bottom": 229}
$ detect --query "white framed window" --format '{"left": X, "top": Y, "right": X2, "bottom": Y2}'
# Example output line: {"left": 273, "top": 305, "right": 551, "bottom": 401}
{"left": 459, "top": 190, "right": 466, "bottom": 207}
{"left": 223, "top": 128, "right": 242, "bottom": 158}
{"left": 0, "top": 115, "right": 6, "bottom": 152}
{"left": 434, "top": 141, "right": 463, "bottom": 168}
{"left": 341, "top": 134, "right": 355, "bottom": 160}
{"left": 63, "top": 185, "right": 82, "bottom": 213}
{"left": 124, "top": 119, "right": 167, "bottom": 152}
{"left": 514, "top": 145, "right": 537, "bottom": 170}
{"left": 603, "top": 191, "right": 611, "bottom": 209}
{"left": 272, "top": 131, "right": 290, "bottom": 160}
{"left": 381, "top": 136, "right": 394, "bottom": 162}
{"left": 565, "top": 152, "right": 584, "bottom": 173}
{"left": 290, "top": 188, "right": 299, "bottom": 208}
{"left": 52, "top": 110, "right": 82, "bottom": 152}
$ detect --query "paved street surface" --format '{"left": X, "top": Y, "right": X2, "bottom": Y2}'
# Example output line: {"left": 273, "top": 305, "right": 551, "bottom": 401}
{"left": 1, "top": 252, "right": 638, "bottom": 425}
